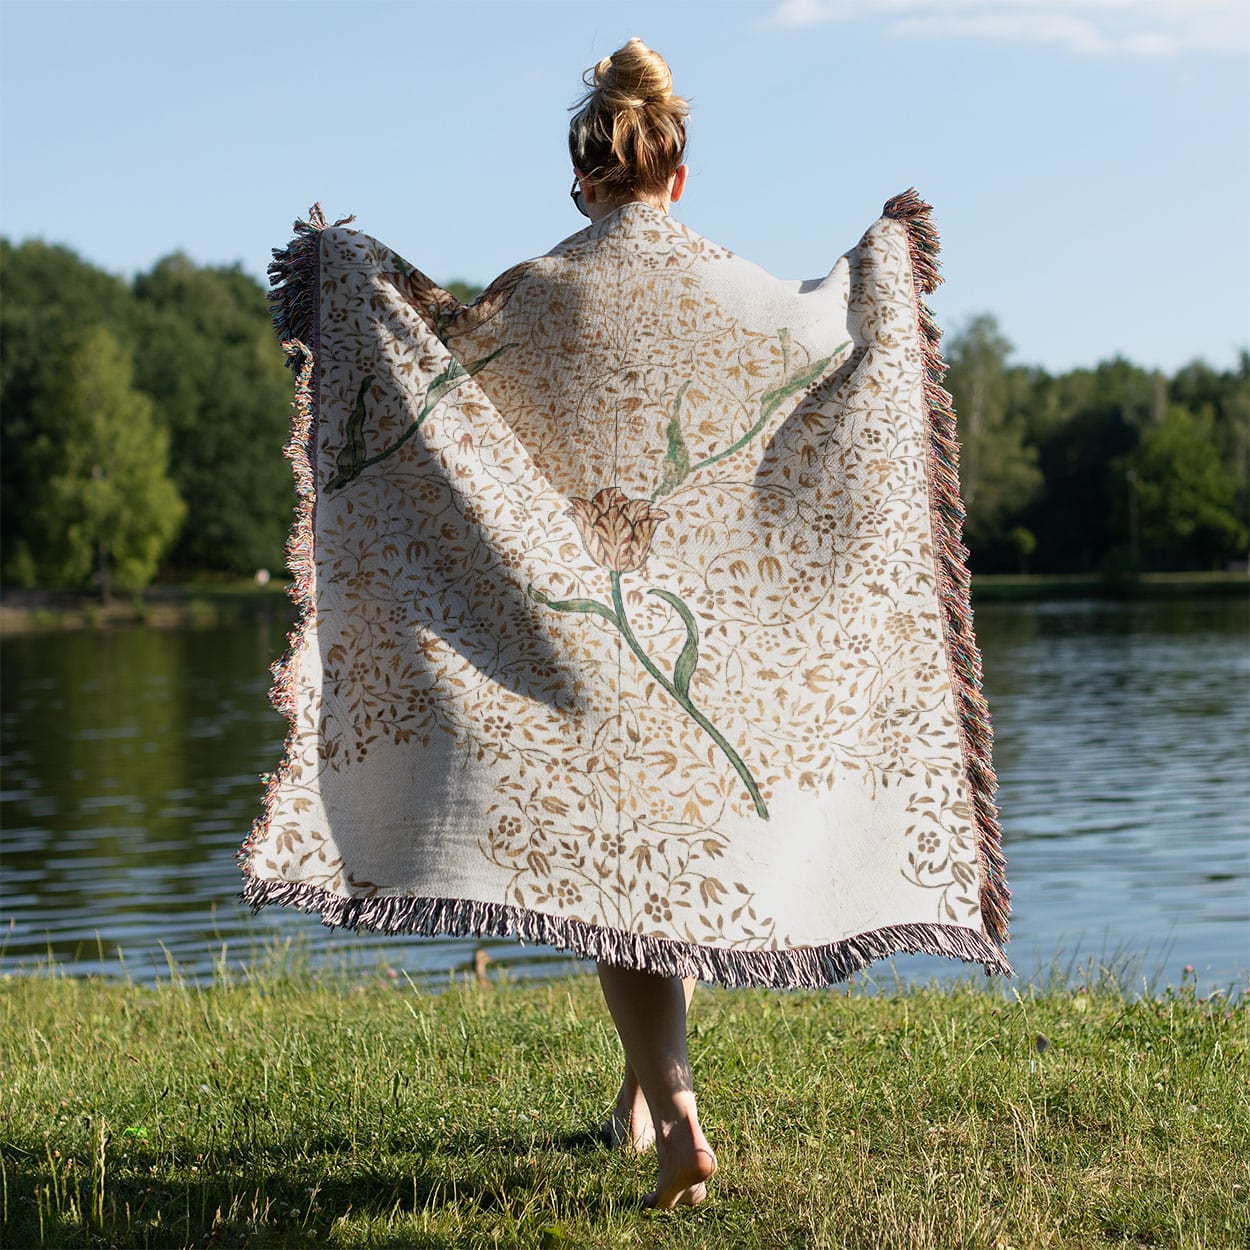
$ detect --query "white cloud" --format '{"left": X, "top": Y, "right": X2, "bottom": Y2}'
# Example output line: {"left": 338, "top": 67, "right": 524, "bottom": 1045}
{"left": 765, "top": 0, "right": 1250, "bottom": 57}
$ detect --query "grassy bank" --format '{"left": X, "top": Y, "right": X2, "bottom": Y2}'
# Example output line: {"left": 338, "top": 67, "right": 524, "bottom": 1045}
{"left": 0, "top": 581, "right": 294, "bottom": 634}
{"left": 2, "top": 966, "right": 1245, "bottom": 1249}
{"left": 1, "top": 570, "right": 1245, "bottom": 634}
{"left": 968, "top": 570, "right": 1249, "bottom": 602}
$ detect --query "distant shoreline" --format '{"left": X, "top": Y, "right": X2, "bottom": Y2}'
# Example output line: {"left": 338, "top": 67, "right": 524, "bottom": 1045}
{"left": 0, "top": 581, "right": 294, "bottom": 635}
{"left": 1, "top": 570, "right": 1245, "bottom": 635}
{"left": 965, "top": 569, "right": 1249, "bottom": 601}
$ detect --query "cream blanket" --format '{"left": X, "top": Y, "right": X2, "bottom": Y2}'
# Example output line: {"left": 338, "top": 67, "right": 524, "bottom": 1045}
{"left": 240, "top": 192, "right": 1011, "bottom": 985}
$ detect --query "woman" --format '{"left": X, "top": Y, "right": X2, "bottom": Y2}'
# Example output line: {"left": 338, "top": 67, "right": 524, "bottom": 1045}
{"left": 244, "top": 37, "right": 1010, "bottom": 1213}
{"left": 565, "top": 38, "right": 717, "bottom": 1210}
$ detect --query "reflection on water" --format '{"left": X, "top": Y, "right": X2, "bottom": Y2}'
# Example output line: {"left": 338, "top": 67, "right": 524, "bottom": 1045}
{"left": 962, "top": 596, "right": 1249, "bottom": 992}
{"left": 2, "top": 597, "right": 1246, "bottom": 990}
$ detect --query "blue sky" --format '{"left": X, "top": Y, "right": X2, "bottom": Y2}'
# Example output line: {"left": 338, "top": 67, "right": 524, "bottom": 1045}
{"left": 2, "top": 0, "right": 1246, "bottom": 374}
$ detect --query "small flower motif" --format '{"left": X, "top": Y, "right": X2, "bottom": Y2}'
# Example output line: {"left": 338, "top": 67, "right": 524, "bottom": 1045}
{"left": 566, "top": 486, "right": 669, "bottom": 573}
{"left": 404, "top": 687, "right": 436, "bottom": 716}
{"left": 812, "top": 511, "right": 838, "bottom": 539}
{"left": 495, "top": 814, "right": 523, "bottom": 839}
{"left": 644, "top": 890, "right": 674, "bottom": 923}
{"left": 693, "top": 585, "right": 729, "bottom": 616}
{"left": 555, "top": 879, "right": 582, "bottom": 906}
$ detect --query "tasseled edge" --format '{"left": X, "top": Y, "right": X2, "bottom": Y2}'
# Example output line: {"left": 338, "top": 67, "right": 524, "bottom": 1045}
{"left": 883, "top": 188, "right": 1011, "bottom": 950}
{"left": 266, "top": 203, "right": 355, "bottom": 370}
{"left": 238, "top": 206, "right": 342, "bottom": 875}
{"left": 240, "top": 875, "right": 1015, "bottom": 988}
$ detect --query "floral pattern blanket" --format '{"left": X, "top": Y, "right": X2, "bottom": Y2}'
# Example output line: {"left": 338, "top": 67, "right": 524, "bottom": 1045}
{"left": 240, "top": 192, "right": 1011, "bottom": 986}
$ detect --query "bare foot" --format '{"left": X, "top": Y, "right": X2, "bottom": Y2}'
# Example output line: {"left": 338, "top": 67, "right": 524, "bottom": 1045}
{"left": 644, "top": 1118, "right": 717, "bottom": 1210}
{"left": 601, "top": 1080, "right": 655, "bottom": 1151}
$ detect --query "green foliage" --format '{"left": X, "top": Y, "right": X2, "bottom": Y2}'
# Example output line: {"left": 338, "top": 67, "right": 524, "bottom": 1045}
{"left": 943, "top": 318, "right": 1249, "bottom": 574}
{"left": 0, "top": 240, "right": 140, "bottom": 581}
{"left": 444, "top": 279, "right": 483, "bottom": 304}
{"left": 1006, "top": 526, "right": 1037, "bottom": 574}
{"left": 131, "top": 255, "right": 294, "bottom": 573}
{"left": 21, "top": 327, "right": 185, "bottom": 594}
{"left": 1, "top": 242, "right": 295, "bottom": 580}
{"left": 1169, "top": 351, "right": 1250, "bottom": 536}
{"left": 1130, "top": 405, "right": 1247, "bottom": 568}
{"left": 1032, "top": 358, "right": 1166, "bottom": 573}
{"left": 944, "top": 315, "right": 1044, "bottom": 553}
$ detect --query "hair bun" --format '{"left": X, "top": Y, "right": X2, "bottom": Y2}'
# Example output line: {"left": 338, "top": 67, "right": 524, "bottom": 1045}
{"left": 594, "top": 36, "right": 673, "bottom": 109}
{"left": 569, "top": 38, "right": 688, "bottom": 197}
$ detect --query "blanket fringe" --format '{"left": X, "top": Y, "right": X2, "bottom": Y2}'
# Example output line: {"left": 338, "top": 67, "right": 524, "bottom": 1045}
{"left": 241, "top": 874, "right": 1014, "bottom": 988}
{"left": 884, "top": 189, "right": 1011, "bottom": 949}
{"left": 238, "top": 206, "right": 343, "bottom": 873}
{"left": 266, "top": 203, "right": 355, "bottom": 368}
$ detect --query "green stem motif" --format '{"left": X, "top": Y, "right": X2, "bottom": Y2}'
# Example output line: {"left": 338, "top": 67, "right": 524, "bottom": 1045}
{"left": 327, "top": 343, "right": 515, "bottom": 494}
{"left": 651, "top": 338, "right": 849, "bottom": 502}
{"left": 608, "top": 571, "right": 769, "bottom": 820}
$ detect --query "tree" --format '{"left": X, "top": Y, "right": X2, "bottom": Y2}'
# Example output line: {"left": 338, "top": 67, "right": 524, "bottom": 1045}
{"left": 131, "top": 256, "right": 293, "bottom": 573}
{"left": 943, "top": 315, "right": 1043, "bottom": 561}
{"left": 1019, "top": 357, "right": 1162, "bottom": 573}
{"left": 25, "top": 326, "right": 185, "bottom": 596}
{"left": 1006, "top": 526, "right": 1037, "bottom": 574}
{"left": 1, "top": 239, "right": 140, "bottom": 581}
{"left": 444, "top": 279, "right": 483, "bottom": 304}
{"left": 1169, "top": 353, "right": 1250, "bottom": 537}
{"left": 1129, "top": 405, "right": 1247, "bottom": 570}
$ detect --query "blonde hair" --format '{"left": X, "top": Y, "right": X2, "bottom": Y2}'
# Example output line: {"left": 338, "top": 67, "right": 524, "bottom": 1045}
{"left": 568, "top": 37, "right": 688, "bottom": 198}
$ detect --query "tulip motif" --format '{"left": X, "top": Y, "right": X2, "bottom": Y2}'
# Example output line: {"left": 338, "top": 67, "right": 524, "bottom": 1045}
{"left": 565, "top": 487, "right": 669, "bottom": 573}
{"left": 529, "top": 484, "right": 768, "bottom": 819}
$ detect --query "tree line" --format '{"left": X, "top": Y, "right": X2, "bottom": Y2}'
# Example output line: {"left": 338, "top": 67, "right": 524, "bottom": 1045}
{"left": 944, "top": 315, "right": 1247, "bottom": 576}
{"left": 1, "top": 239, "right": 1245, "bottom": 594}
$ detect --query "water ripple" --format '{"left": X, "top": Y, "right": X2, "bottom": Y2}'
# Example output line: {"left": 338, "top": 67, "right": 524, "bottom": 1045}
{"left": 2, "top": 599, "right": 1246, "bottom": 991}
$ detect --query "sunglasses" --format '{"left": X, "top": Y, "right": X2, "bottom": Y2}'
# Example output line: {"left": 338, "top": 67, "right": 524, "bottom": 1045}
{"left": 570, "top": 176, "right": 589, "bottom": 219}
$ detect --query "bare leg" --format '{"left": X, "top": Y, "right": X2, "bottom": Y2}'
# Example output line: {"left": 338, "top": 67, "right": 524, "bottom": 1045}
{"left": 602, "top": 1056, "right": 655, "bottom": 1151}
{"left": 602, "top": 977, "right": 696, "bottom": 1151}
{"left": 596, "top": 964, "right": 717, "bottom": 1208}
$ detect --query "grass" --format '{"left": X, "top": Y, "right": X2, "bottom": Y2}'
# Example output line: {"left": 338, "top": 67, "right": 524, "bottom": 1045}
{"left": 1, "top": 961, "right": 1246, "bottom": 1249}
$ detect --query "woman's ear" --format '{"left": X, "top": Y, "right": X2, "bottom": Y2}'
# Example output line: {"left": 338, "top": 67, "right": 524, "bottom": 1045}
{"left": 575, "top": 168, "right": 600, "bottom": 207}
{"left": 669, "top": 164, "right": 688, "bottom": 203}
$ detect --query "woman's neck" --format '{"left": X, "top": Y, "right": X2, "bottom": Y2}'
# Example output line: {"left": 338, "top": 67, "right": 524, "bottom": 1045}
{"left": 587, "top": 194, "right": 668, "bottom": 224}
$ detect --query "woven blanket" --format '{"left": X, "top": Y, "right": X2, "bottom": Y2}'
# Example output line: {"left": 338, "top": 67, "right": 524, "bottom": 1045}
{"left": 239, "top": 191, "right": 1011, "bottom": 987}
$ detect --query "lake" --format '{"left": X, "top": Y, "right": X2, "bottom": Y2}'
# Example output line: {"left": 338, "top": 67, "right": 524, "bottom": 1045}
{"left": 2, "top": 596, "right": 1247, "bottom": 993}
